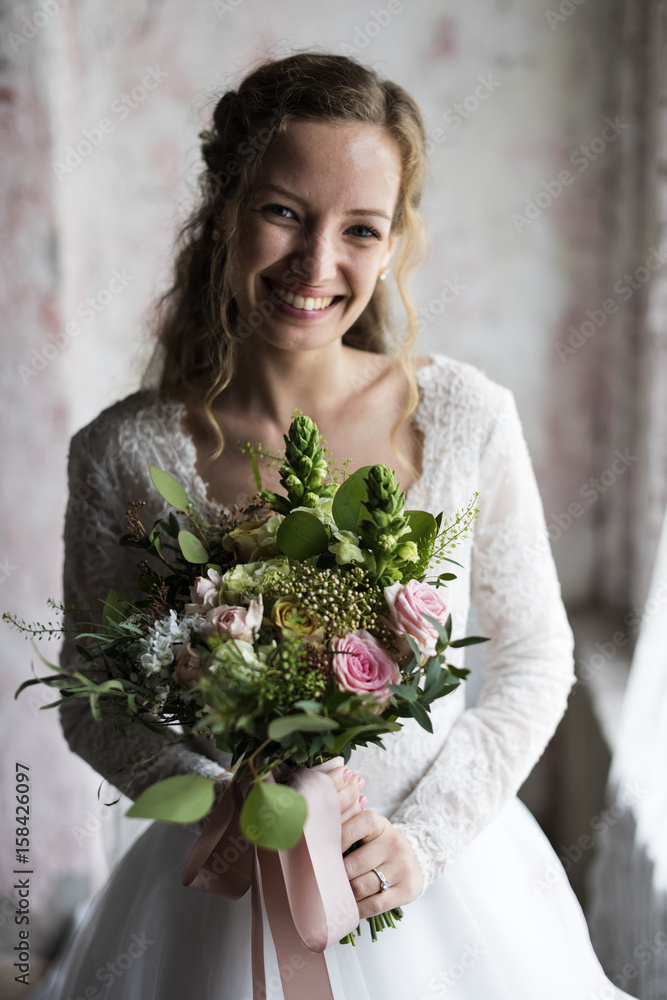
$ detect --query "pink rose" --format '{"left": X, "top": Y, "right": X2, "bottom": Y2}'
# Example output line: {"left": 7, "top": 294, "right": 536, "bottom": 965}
{"left": 331, "top": 629, "right": 400, "bottom": 705}
{"left": 171, "top": 641, "right": 202, "bottom": 690}
{"left": 184, "top": 567, "right": 221, "bottom": 613}
{"left": 383, "top": 579, "right": 449, "bottom": 659}
{"left": 206, "top": 595, "right": 263, "bottom": 643}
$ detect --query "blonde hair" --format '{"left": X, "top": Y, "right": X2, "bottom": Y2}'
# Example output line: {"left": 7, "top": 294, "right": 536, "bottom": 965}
{"left": 145, "top": 50, "right": 429, "bottom": 483}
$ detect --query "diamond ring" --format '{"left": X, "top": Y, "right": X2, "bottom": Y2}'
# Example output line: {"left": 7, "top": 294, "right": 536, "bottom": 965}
{"left": 372, "top": 867, "right": 391, "bottom": 893}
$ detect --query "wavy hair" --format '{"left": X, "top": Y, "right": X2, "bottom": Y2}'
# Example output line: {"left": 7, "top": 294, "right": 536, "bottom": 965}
{"left": 144, "top": 50, "right": 429, "bottom": 485}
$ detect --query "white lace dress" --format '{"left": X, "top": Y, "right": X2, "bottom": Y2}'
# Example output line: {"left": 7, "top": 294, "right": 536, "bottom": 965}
{"left": 36, "top": 354, "right": 633, "bottom": 999}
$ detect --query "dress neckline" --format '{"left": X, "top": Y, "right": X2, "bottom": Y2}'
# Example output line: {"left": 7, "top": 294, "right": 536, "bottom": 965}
{"left": 168, "top": 354, "right": 444, "bottom": 516}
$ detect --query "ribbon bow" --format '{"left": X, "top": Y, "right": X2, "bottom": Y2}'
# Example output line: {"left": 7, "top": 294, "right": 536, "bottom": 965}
{"left": 182, "top": 757, "right": 360, "bottom": 999}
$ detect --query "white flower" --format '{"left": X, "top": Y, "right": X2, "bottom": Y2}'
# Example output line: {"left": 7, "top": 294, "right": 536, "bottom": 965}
{"left": 163, "top": 609, "right": 191, "bottom": 641}
{"left": 329, "top": 528, "right": 366, "bottom": 566}
{"left": 185, "top": 567, "right": 222, "bottom": 614}
{"left": 152, "top": 635, "right": 175, "bottom": 664}
{"left": 291, "top": 495, "right": 334, "bottom": 525}
{"left": 139, "top": 651, "right": 163, "bottom": 675}
{"left": 256, "top": 513, "right": 285, "bottom": 547}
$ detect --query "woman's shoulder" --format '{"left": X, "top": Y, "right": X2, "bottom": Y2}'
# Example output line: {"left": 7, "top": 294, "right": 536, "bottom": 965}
{"left": 414, "top": 353, "right": 514, "bottom": 421}
{"left": 68, "top": 387, "right": 186, "bottom": 472}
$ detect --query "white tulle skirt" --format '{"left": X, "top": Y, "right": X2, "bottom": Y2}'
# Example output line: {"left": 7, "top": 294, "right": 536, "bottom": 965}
{"left": 33, "top": 795, "right": 633, "bottom": 1000}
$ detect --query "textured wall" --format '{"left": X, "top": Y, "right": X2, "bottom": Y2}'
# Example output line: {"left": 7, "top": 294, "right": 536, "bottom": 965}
{"left": 1, "top": 0, "right": 620, "bottom": 985}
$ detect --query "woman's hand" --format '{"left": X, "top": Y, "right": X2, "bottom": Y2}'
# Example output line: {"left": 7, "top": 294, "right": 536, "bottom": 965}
{"left": 326, "top": 764, "right": 366, "bottom": 830}
{"left": 341, "top": 808, "right": 424, "bottom": 917}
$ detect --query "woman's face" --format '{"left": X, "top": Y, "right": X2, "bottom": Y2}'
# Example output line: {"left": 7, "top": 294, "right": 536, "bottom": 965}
{"left": 224, "top": 118, "right": 402, "bottom": 353}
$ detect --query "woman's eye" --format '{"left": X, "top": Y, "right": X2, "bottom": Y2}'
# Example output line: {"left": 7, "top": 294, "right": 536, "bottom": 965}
{"left": 266, "top": 203, "right": 295, "bottom": 220}
{"left": 349, "top": 224, "right": 382, "bottom": 240}
{"left": 263, "top": 204, "right": 380, "bottom": 240}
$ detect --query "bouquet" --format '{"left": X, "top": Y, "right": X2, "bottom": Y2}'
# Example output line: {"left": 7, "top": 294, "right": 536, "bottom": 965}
{"left": 7, "top": 413, "right": 486, "bottom": 944}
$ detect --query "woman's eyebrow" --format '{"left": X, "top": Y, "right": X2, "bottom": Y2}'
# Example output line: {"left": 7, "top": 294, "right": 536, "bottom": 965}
{"left": 253, "top": 183, "right": 392, "bottom": 221}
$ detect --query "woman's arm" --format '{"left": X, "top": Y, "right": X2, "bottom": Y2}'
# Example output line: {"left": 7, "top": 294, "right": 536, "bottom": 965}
{"left": 59, "top": 420, "right": 230, "bottom": 819}
{"left": 350, "top": 384, "right": 575, "bottom": 901}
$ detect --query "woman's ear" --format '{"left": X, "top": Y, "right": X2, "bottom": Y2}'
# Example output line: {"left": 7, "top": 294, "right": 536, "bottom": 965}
{"left": 383, "top": 233, "right": 398, "bottom": 272}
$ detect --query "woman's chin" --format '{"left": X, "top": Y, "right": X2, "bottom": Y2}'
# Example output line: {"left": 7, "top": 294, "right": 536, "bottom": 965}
{"left": 235, "top": 322, "right": 348, "bottom": 355}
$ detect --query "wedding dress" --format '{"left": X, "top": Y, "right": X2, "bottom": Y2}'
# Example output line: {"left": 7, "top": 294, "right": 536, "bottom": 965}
{"left": 34, "top": 353, "right": 633, "bottom": 999}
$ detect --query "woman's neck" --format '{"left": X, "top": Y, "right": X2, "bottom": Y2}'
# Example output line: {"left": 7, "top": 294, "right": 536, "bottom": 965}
{"left": 218, "top": 339, "right": 393, "bottom": 429}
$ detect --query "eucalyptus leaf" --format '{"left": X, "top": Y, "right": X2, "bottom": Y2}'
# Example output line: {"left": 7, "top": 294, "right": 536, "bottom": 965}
{"left": 276, "top": 511, "right": 329, "bottom": 560}
{"left": 240, "top": 782, "right": 307, "bottom": 850}
{"left": 125, "top": 774, "right": 215, "bottom": 823}
{"left": 331, "top": 465, "right": 373, "bottom": 531}
{"left": 178, "top": 530, "right": 209, "bottom": 564}
{"left": 149, "top": 465, "right": 190, "bottom": 511}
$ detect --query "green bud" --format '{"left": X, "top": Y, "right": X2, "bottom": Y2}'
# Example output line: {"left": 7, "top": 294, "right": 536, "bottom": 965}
{"left": 398, "top": 540, "right": 419, "bottom": 562}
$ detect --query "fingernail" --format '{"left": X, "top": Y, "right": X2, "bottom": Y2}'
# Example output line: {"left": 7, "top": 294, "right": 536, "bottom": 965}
{"left": 359, "top": 795, "right": 367, "bottom": 809}
{"left": 358, "top": 777, "right": 365, "bottom": 791}
{"left": 343, "top": 768, "right": 352, "bottom": 782}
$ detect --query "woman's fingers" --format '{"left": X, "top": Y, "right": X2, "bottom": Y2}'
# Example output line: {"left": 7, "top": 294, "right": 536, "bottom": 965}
{"left": 326, "top": 764, "right": 348, "bottom": 792}
{"left": 341, "top": 805, "right": 383, "bottom": 853}
{"left": 326, "top": 765, "right": 365, "bottom": 820}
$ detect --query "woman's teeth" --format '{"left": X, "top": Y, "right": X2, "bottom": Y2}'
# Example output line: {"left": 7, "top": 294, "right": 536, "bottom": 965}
{"left": 271, "top": 281, "right": 336, "bottom": 311}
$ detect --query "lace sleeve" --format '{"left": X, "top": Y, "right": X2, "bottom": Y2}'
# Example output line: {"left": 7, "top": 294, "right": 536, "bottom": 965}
{"left": 59, "top": 422, "right": 231, "bottom": 826}
{"left": 390, "top": 386, "right": 576, "bottom": 892}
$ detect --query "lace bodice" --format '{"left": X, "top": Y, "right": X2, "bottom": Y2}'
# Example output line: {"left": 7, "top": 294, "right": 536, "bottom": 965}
{"left": 59, "top": 354, "right": 575, "bottom": 893}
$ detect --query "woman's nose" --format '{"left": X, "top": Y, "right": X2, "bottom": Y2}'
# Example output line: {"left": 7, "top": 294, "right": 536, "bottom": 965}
{"left": 290, "top": 232, "right": 338, "bottom": 288}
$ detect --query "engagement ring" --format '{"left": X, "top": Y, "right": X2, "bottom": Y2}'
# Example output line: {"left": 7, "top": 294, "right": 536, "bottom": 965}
{"left": 372, "top": 867, "right": 391, "bottom": 893}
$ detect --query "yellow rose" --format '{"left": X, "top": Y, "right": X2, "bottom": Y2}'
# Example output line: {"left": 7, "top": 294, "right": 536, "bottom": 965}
{"left": 271, "top": 599, "right": 325, "bottom": 643}
{"left": 222, "top": 515, "right": 272, "bottom": 563}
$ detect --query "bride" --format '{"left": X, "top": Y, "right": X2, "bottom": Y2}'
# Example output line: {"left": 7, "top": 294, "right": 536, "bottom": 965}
{"left": 38, "top": 51, "right": 633, "bottom": 999}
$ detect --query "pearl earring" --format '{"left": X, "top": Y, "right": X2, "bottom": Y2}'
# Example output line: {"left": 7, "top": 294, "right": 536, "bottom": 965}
{"left": 379, "top": 267, "right": 389, "bottom": 281}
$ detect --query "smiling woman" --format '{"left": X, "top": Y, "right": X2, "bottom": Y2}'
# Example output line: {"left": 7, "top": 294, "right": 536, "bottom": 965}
{"left": 222, "top": 120, "right": 401, "bottom": 348}
{"left": 34, "top": 50, "right": 634, "bottom": 1000}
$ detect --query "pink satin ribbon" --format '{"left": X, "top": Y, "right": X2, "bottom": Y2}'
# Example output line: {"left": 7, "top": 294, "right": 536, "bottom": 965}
{"left": 182, "top": 757, "right": 360, "bottom": 1000}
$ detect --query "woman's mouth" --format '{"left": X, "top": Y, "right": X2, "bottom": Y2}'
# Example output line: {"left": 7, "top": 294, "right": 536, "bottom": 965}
{"left": 262, "top": 277, "right": 343, "bottom": 316}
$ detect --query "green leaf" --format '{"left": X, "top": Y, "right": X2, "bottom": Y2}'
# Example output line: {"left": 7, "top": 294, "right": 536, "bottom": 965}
{"left": 148, "top": 535, "right": 164, "bottom": 558}
{"left": 447, "top": 664, "right": 471, "bottom": 679}
{"left": 327, "top": 722, "right": 401, "bottom": 755}
{"left": 249, "top": 445, "right": 263, "bottom": 493}
{"left": 268, "top": 713, "right": 338, "bottom": 741}
{"left": 240, "top": 782, "right": 307, "bottom": 850}
{"left": 408, "top": 700, "right": 433, "bottom": 733}
{"left": 276, "top": 511, "right": 329, "bottom": 560}
{"left": 422, "top": 612, "right": 454, "bottom": 648}
{"left": 178, "top": 530, "right": 209, "bottom": 563}
{"left": 387, "top": 682, "right": 418, "bottom": 702}
{"left": 401, "top": 510, "right": 438, "bottom": 578}
{"left": 165, "top": 512, "right": 181, "bottom": 538}
{"left": 449, "top": 636, "right": 490, "bottom": 648}
{"left": 125, "top": 774, "right": 215, "bottom": 823}
{"left": 102, "top": 589, "right": 133, "bottom": 626}
{"left": 149, "top": 465, "right": 190, "bottom": 511}
{"left": 331, "top": 465, "right": 373, "bottom": 532}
